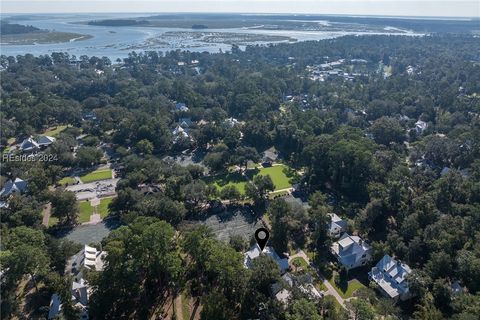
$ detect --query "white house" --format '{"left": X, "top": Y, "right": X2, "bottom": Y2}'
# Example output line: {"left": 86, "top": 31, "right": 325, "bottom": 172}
{"left": 47, "top": 293, "right": 62, "bottom": 319}
{"left": 63, "top": 246, "right": 106, "bottom": 319}
{"left": 415, "top": 120, "right": 428, "bottom": 135}
{"left": 175, "top": 102, "right": 189, "bottom": 112}
{"left": 369, "top": 254, "right": 412, "bottom": 301}
{"left": 224, "top": 117, "right": 240, "bottom": 128}
{"left": 69, "top": 245, "right": 106, "bottom": 281}
{"left": 406, "top": 65, "right": 415, "bottom": 75}
{"left": 327, "top": 213, "right": 348, "bottom": 237}
{"left": 0, "top": 178, "right": 27, "bottom": 198}
{"left": 20, "top": 137, "right": 40, "bottom": 152}
{"left": 172, "top": 125, "right": 191, "bottom": 143}
{"left": 244, "top": 244, "right": 289, "bottom": 273}
{"left": 330, "top": 233, "right": 371, "bottom": 270}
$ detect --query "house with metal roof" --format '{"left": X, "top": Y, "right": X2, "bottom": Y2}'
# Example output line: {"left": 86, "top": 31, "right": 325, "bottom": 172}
{"left": 330, "top": 233, "right": 371, "bottom": 270}
{"left": 20, "top": 137, "right": 40, "bottom": 152}
{"left": 244, "top": 244, "right": 289, "bottom": 273}
{"left": 0, "top": 178, "right": 27, "bottom": 198}
{"left": 47, "top": 293, "right": 62, "bottom": 319}
{"left": 36, "top": 135, "right": 56, "bottom": 147}
{"left": 71, "top": 278, "right": 90, "bottom": 320}
{"left": 68, "top": 245, "right": 107, "bottom": 282}
{"left": 368, "top": 254, "right": 412, "bottom": 301}
{"left": 327, "top": 213, "right": 348, "bottom": 237}
{"left": 175, "top": 102, "right": 189, "bottom": 112}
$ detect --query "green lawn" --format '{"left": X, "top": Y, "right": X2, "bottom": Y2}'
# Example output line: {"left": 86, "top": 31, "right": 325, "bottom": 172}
{"left": 58, "top": 176, "right": 76, "bottom": 186}
{"left": 204, "top": 172, "right": 248, "bottom": 195}
{"left": 329, "top": 275, "right": 365, "bottom": 299}
{"left": 78, "top": 201, "right": 93, "bottom": 223}
{"left": 98, "top": 197, "right": 114, "bottom": 219}
{"left": 315, "top": 280, "right": 328, "bottom": 292}
{"left": 80, "top": 169, "right": 113, "bottom": 183}
{"left": 48, "top": 216, "right": 59, "bottom": 227}
{"left": 43, "top": 125, "right": 68, "bottom": 137}
{"left": 291, "top": 256, "right": 309, "bottom": 269}
{"left": 249, "top": 165, "right": 292, "bottom": 191}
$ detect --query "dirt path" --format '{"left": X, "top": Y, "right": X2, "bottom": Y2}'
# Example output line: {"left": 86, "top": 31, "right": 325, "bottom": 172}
{"left": 41, "top": 202, "right": 52, "bottom": 227}
{"left": 269, "top": 187, "right": 294, "bottom": 194}
{"left": 174, "top": 295, "right": 184, "bottom": 320}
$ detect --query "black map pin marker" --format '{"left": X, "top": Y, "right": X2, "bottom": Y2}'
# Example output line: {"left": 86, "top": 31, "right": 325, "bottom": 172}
{"left": 255, "top": 227, "right": 270, "bottom": 251}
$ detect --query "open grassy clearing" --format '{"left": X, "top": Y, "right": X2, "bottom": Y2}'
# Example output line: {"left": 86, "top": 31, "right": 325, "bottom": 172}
{"left": 248, "top": 164, "right": 292, "bottom": 190}
{"left": 80, "top": 169, "right": 113, "bottom": 183}
{"left": 328, "top": 273, "right": 366, "bottom": 299}
{"left": 78, "top": 201, "right": 93, "bottom": 223}
{"left": 98, "top": 197, "right": 114, "bottom": 219}
{"left": 204, "top": 172, "right": 248, "bottom": 195}
{"left": 59, "top": 176, "right": 76, "bottom": 186}
{"left": 204, "top": 164, "right": 293, "bottom": 198}
{"left": 43, "top": 125, "right": 68, "bottom": 137}
{"left": 291, "top": 256, "right": 309, "bottom": 269}
{"left": 48, "top": 216, "right": 59, "bottom": 227}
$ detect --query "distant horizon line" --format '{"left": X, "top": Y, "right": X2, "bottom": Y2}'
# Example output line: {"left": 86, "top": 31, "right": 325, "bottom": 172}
{"left": 1, "top": 11, "right": 478, "bottom": 20}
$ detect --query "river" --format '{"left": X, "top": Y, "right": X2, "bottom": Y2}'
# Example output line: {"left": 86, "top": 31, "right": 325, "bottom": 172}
{"left": 1, "top": 13, "right": 422, "bottom": 60}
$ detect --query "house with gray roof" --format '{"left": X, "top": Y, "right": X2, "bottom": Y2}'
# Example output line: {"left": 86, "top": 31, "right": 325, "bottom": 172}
{"left": 20, "top": 137, "right": 39, "bottom": 152}
{"left": 262, "top": 148, "right": 278, "bottom": 166}
{"left": 71, "top": 278, "right": 90, "bottom": 319}
{"left": 330, "top": 233, "right": 371, "bottom": 270}
{"left": 0, "top": 178, "right": 27, "bottom": 198}
{"left": 178, "top": 117, "right": 193, "bottom": 129}
{"left": 327, "top": 213, "right": 348, "bottom": 237}
{"left": 47, "top": 293, "right": 62, "bottom": 319}
{"left": 36, "top": 135, "right": 56, "bottom": 148}
{"left": 369, "top": 254, "right": 412, "bottom": 301}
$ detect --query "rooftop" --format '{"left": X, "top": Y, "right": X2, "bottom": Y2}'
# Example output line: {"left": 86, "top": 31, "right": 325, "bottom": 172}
{"left": 244, "top": 244, "right": 289, "bottom": 272}
{"left": 369, "top": 254, "right": 412, "bottom": 299}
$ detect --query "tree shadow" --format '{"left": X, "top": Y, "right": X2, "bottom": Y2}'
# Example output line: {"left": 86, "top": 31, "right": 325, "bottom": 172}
{"left": 22, "top": 285, "right": 51, "bottom": 319}
{"left": 245, "top": 168, "right": 260, "bottom": 179}
{"left": 103, "top": 216, "right": 121, "bottom": 230}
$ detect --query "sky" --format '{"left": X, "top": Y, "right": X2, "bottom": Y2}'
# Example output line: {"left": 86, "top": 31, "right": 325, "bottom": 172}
{"left": 1, "top": 0, "right": 479, "bottom": 18}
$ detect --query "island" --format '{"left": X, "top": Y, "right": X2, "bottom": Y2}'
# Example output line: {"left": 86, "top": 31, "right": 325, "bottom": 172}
{"left": 0, "top": 22, "right": 92, "bottom": 45}
{"left": 88, "top": 19, "right": 148, "bottom": 26}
